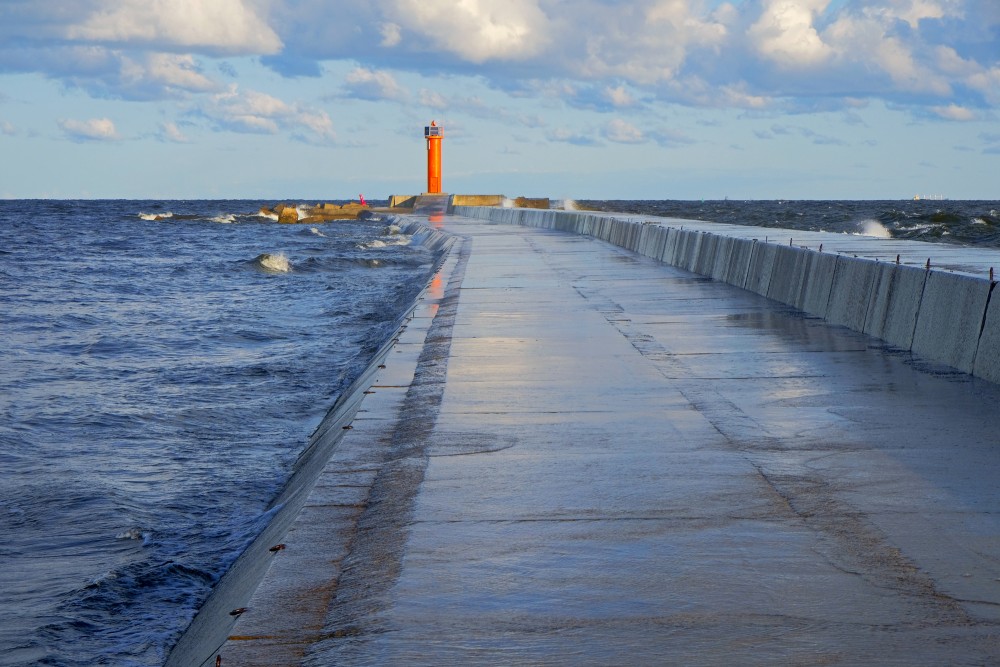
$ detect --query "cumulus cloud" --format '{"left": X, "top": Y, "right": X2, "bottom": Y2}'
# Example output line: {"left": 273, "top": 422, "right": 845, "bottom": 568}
{"left": 342, "top": 67, "right": 408, "bottom": 102}
{"left": 388, "top": 0, "right": 549, "bottom": 62}
{"left": 380, "top": 23, "right": 402, "bottom": 48}
{"left": 157, "top": 121, "right": 191, "bottom": 143}
{"left": 59, "top": 117, "right": 120, "bottom": 142}
{"left": 66, "top": 0, "right": 282, "bottom": 55}
{"left": 749, "top": 0, "right": 832, "bottom": 68}
{"left": 200, "top": 84, "right": 336, "bottom": 143}
{"left": 604, "top": 118, "right": 645, "bottom": 144}
{"left": 931, "top": 103, "right": 977, "bottom": 121}
{"left": 0, "top": 0, "right": 996, "bottom": 134}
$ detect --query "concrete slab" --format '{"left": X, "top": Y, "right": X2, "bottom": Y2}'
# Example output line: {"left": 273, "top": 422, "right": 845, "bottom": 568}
{"left": 192, "top": 212, "right": 1000, "bottom": 667}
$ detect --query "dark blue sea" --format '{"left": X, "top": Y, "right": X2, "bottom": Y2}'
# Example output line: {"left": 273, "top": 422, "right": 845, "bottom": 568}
{"left": 0, "top": 200, "right": 439, "bottom": 665}
{"left": 2, "top": 198, "right": 999, "bottom": 665}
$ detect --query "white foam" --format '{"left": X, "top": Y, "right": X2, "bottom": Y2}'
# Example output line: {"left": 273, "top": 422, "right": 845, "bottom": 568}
{"left": 859, "top": 219, "right": 891, "bottom": 238}
{"left": 210, "top": 214, "right": 236, "bottom": 224}
{"left": 256, "top": 252, "right": 291, "bottom": 273}
{"left": 310, "top": 227, "right": 326, "bottom": 237}
{"left": 139, "top": 212, "right": 172, "bottom": 221}
{"left": 258, "top": 211, "right": 279, "bottom": 222}
{"left": 116, "top": 528, "right": 145, "bottom": 540}
{"left": 562, "top": 199, "right": 578, "bottom": 211}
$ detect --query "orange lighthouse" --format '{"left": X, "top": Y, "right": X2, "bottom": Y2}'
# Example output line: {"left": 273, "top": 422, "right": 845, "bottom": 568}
{"left": 425, "top": 120, "right": 443, "bottom": 194}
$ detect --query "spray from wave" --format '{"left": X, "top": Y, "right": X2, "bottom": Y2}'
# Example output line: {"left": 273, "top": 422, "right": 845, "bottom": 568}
{"left": 857, "top": 219, "right": 892, "bottom": 238}
{"left": 138, "top": 212, "right": 173, "bottom": 221}
{"left": 254, "top": 253, "right": 291, "bottom": 273}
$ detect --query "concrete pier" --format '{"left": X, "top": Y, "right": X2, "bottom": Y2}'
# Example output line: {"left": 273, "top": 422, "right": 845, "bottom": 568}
{"left": 174, "top": 209, "right": 1000, "bottom": 666}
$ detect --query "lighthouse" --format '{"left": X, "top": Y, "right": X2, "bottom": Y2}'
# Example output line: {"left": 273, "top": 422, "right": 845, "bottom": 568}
{"left": 425, "top": 121, "right": 443, "bottom": 194}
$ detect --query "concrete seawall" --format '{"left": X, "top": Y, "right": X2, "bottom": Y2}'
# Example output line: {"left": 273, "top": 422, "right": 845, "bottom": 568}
{"left": 454, "top": 205, "right": 1000, "bottom": 384}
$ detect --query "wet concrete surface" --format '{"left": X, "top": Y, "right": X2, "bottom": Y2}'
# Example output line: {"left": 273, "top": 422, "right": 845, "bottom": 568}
{"left": 222, "top": 214, "right": 1000, "bottom": 666}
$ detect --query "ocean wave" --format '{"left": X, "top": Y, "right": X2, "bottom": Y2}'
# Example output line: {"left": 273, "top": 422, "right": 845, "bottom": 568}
{"left": 253, "top": 252, "right": 291, "bottom": 273}
{"left": 138, "top": 212, "right": 172, "bottom": 221}
{"left": 210, "top": 214, "right": 236, "bottom": 224}
{"left": 858, "top": 219, "right": 891, "bottom": 238}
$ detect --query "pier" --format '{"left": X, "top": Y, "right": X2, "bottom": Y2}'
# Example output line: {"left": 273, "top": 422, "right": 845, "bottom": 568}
{"left": 171, "top": 206, "right": 1000, "bottom": 666}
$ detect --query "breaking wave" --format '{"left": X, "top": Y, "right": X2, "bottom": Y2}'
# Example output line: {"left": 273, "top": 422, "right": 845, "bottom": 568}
{"left": 254, "top": 252, "right": 291, "bottom": 273}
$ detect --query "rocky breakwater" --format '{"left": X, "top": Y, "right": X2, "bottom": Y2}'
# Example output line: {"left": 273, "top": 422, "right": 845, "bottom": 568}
{"left": 261, "top": 202, "right": 370, "bottom": 224}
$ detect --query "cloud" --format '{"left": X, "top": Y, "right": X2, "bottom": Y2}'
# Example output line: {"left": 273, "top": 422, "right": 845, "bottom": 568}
{"left": 59, "top": 117, "right": 120, "bottom": 142}
{"left": 546, "top": 126, "right": 601, "bottom": 147}
{"left": 157, "top": 121, "right": 190, "bottom": 143}
{"left": 199, "top": 84, "right": 336, "bottom": 143}
{"left": 749, "top": 0, "right": 832, "bottom": 68}
{"left": 342, "top": 67, "right": 408, "bottom": 102}
{"left": 0, "top": 0, "right": 997, "bottom": 134}
{"left": 65, "top": 0, "right": 282, "bottom": 56}
{"left": 604, "top": 118, "right": 645, "bottom": 144}
{"left": 1, "top": 120, "right": 16, "bottom": 136}
{"left": 380, "top": 23, "right": 402, "bottom": 48}
{"left": 389, "top": 0, "right": 549, "bottom": 63}
{"left": 931, "top": 103, "right": 977, "bottom": 121}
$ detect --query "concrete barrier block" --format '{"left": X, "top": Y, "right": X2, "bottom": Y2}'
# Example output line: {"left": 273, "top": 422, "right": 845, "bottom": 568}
{"left": 863, "top": 263, "right": 927, "bottom": 349}
{"left": 693, "top": 233, "right": 721, "bottom": 276}
{"left": 659, "top": 228, "right": 680, "bottom": 264}
{"left": 722, "top": 238, "right": 756, "bottom": 289}
{"left": 765, "top": 245, "right": 806, "bottom": 307}
{"left": 799, "top": 251, "right": 838, "bottom": 317}
{"left": 765, "top": 245, "right": 836, "bottom": 316}
{"left": 826, "top": 256, "right": 879, "bottom": 331}
{"left": 911, "top": 271, "right": 990, "bottom": 373}
{"left": 745, "top": 242, "right": 778, "bottom": 297}
{"left": 679, "top": 230, "right": 703, "bottom": 272}
{"left": 972, "top": 286, "right": 1000, "bottom": 383}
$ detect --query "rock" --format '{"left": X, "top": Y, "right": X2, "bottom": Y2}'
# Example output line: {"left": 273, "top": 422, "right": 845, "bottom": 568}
{"left": 514, "top": 197, "right": 550, "bottom": 209}
{"left": 278, "top": 207, "right": 299, "bottom": 224}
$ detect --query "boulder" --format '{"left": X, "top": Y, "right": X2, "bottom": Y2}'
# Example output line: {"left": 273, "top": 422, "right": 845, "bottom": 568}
{"left": 278, "top": 207, "right": 299, "bottom": 224}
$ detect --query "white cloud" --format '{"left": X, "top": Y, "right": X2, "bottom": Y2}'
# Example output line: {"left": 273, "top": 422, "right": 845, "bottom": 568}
{"left": 603, "top": 86, "right": 638, "bottom": 109}
{"left": 343, "top": 67, "right": 408, "bottom": 102}
{"left": 420, "top": 89, "right": 449, "bottom": 110}
{"left": 201, "top": 84, "right": 336, "bottom": 143}
{"left": 380, "top": 23, "right": 402, "bottom": 48}
{"left": 66, "top": 0, "right": 282, "bottom": 55}
{"left": 1, "top": 120, "right": 16, "bottom": 136}
{"left": 931, "top": 103, "right": 977, "bottom": 121}
{"left": 389, "top": 0, "right": 549, "bottom": 62}
{"left": 59, "top": 117, "right": 120, "bottom": 142}
{"left": 749, "top": 0, "right": 833, "bottom": 68}
{"left": 157, "top": 121, "right": 190, "bottom": 143}
{"left": 604, "top": 118, "right": 645, "bottom": 144}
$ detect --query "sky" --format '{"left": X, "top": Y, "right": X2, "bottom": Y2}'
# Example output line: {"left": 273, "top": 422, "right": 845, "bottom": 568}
{"left": 0, "top": 0, "right": 997, "bottom": 200}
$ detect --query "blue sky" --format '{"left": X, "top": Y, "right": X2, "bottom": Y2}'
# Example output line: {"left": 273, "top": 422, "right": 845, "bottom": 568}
{"left": 0, "top": 0, "right": 997, "bottom": 200}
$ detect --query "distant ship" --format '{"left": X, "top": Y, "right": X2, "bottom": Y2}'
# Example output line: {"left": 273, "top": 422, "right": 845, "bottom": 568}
{"left": 913, "top": 194, "right": 946, "bottom": 201}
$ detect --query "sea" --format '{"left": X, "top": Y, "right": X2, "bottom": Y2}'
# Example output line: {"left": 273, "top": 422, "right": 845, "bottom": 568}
{"left": 1, "top": 198, "right": 998, "bottom": 666}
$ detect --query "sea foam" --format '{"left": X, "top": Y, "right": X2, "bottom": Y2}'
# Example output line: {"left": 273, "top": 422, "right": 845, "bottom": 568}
{"left": 255, "top": 252, "right": 292, "bottom": 273}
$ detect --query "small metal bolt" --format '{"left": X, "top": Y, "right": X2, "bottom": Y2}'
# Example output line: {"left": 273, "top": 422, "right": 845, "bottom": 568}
{"left": 269, "top": 544, "right": 286, "bottom": 552}
{"left": 230, "top": 608, "right": 247, "bottom": 617}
